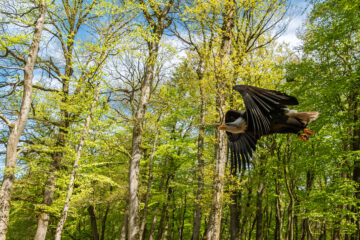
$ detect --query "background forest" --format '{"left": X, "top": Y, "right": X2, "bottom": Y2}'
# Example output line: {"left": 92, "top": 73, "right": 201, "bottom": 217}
{"left": 0, "top": 0, "right": 359, "bottom": 239}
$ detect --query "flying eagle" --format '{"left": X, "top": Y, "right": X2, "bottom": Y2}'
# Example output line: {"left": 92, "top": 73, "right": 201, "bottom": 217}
{"left": 218, "top": 85, "right": 319, "bottom": 171}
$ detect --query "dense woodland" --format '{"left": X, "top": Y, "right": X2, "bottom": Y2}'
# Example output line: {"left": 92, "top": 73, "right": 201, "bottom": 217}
{"left": 0, "top": 0, "right": 359, "bottom": 239}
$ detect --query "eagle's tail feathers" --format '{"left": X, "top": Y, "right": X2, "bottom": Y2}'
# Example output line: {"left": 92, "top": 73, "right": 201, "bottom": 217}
{"left": 294, "top": 111, "right": 319, "bottom": 125}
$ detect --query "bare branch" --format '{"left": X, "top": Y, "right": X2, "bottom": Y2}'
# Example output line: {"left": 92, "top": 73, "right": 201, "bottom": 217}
{"left": 33, "top": 84, "right": 59, "bottom": 92}
{"left": 0, "top": 65, "right": 24, "bottom": 70}
{"left": 0, "top": 113, "right": 12, "bottom": 127}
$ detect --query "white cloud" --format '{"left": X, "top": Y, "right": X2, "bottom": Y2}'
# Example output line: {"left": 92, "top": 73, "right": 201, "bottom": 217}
{"left": 277, "top": 1, "right": 312, "bottom": 49}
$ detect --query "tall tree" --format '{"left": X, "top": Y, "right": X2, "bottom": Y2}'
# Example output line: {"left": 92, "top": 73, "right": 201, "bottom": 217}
{"left": 54, "top": 4, "right": 132, "bottom": 237}
{"left": 288, "top": 0, "right": 360, "bottom": 237}
{"left": 127, "top": 0, "right": 174, "bottom": 239}
{"left": 30, "top": 1, "right": 130, "bottom": 238}
{"left": 0, "top": 1, "right": 46, "bottom": 238}
{"left": 205, "top": 1, "right": 235, "bottom": 238}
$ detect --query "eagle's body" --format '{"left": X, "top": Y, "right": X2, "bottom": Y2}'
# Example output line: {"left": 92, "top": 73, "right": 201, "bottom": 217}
{"left": 219, "top": 85, "right": 319, "bottom": 171}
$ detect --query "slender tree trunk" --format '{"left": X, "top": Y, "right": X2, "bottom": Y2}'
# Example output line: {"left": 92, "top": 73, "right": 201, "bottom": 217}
{"left": 88, "top": 205, "right": 100, "bottom": 240}
{"left": 162, "top": 212, "right": 169, "bottom": 240}
{"left": 179, "top": 192, "right": 187, "bottom": 240}
{"left": 0, "top": 2, "right": 46, "bottom": 239}
{"left": 161, "top": 211, "right": 169, "bottom": 240}
{"left": 283, "top": 149, "right": 295, "bottom": 240}
{"left": 35, "top": 151, "right": 63, "bottom": 240}
{"left": 157, "top": 205, "right": 167, "bottom": 239}
{"left": 34, "top": 77, "right": 71, "bottom": 239}
{"left": 55, "top": 86, "right": 100, "bottom": 240}
{"left": 149, "top": 209, "right": 159, "bottom": 240}
{"left": 139, "top": 128, "right": 160, "bottom": 240}
{"left": 286, "top": 199, "right": 295, "bottom": 240}
{"left": 119, "top": 212, "right": 128, "bottom": 240}
{"left": 192, "top": 68, "right": 206, "bottom": 240}
{"left": 157, "top": 184, "right": 172, "bottom": 240}
{"left": 34, "top": 20, "right": 76, "bottom": 240}
{"left": 128, "top": 40, "right": 157, "bottom": 239}
{"left": 100, "top": 202, "right": 110, "bottom": 240}
{"left": 275, "top": 178, "right": 283, "bottom": 240}
{"left": 149, "top": 154, "right": 170, "bottom": 240}
{"left": 332, "top": 172, "right": 348, "bottom": 240}
{"left": 206, "top": 2, "right": 235, "bottom": 239}
{"left": 229, "top": 190, "right": 240, "bottom": 240}
{"left": 128, "top": 2, "right": 173, "bottom": 238}
{"left": 301, "top": 171, "right": 314, "bottom": 240}
{"left": 256, "top": 181, "right": 265, "bottom": 240}
{"left": 256, "top": 161, "right": 266, "bottom": 240}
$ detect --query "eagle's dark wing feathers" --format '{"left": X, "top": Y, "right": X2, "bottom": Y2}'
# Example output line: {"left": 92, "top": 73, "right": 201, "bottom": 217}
{"left": 225, "top": 110, "right": 259, "bottom": 171}
{"left": 233, "top": 85, "right": 298, "bottom": 136}
{"left": 227, "top": 132, "right": 258, "bottom": 171}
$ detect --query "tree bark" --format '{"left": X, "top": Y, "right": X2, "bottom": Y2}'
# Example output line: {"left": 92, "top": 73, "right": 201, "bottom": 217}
{"left": 256, "top": 181, "right": 265, "bottom": 240}
{"left": 88, "top": 205, "right": 100, "bottom": 240}
{"left": 119, "top": 212, "right": 128, "bottom": 240}
{"left": 205, "top": 2, "right": 235, "bottom": 239}
{"left": 282, "top": 141, "right": 295, "bottom": 240}
{"left": 229, "top": 191, "right": 240, "bottom": 240}
{"left": 34, "top": 7, "right": 77, "bottom": 238}
{"left": 149, "top": 153, "right": 171, "bottom": 240}
{"left": 0, "top": 2, "right": 46, "bottom": 239}
{"left": 148, "top": 209, "right": 159, "bottom": 240}
{"left": 128, "top": 1, "right": 173, "bottom": 238}
{"left": 275, "top": 178, "right": 283, "bottom": 240}
{"left": 139, "top": 128, "right": 160, "bottom": 240}
{"left": 192, "top": 65, "right": 206, "bottom": 240}
{"left": 54, "top": 86, "right": 100, "bottom": 240}
{"left": 34, "top": 87, "right": 69, "bottom": 240}
{"left": 300, "top": 171, "right": 314, "bottom": 240}
{"left": 100, "top": 202, "right": 110, "bottom": 240}
{"left": 179, "top": 192, "right": 187, "bottom": 240}
{"left": 156, "top": 183, "right": 172, "bottom": 240}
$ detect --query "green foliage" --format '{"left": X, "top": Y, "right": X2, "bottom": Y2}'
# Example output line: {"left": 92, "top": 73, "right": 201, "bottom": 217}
{"left": 1, "top": 0, "right": 360, "bottom": 239}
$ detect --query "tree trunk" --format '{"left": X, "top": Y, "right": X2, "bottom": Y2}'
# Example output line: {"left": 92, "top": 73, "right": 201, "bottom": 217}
{"left": 139, "top": 128, "right": 160, "bottom": 240}
{"left": 149, "top": 153, "right": 170, "bottom": 240}
{"left": 128, "top": 2, "right": 174, "bottom": 238}
{"left": 282, "top": 143, "right": 295, "bottom": 240}
{"left": 149, "top": 209, "right": 159, "bottom": 240}
{"left": 256, "top": 181, "right": 265, "bottom": 240}
{"left": 301, "top": 171, "right": 314, "bottom": 240}
{"left": 100, "top": 202, "right": 110, "bottom": 240}
{"left": 205, "top": 2, "right": 235, "bottom": 239}
{"left": 88, "top": 205, "right": 100, "bottom": 240}
{"left": 128, "top": 71, "right": 153, "bottom": 239}
{"left": 34, "top": 15, "right": 76, "bottom": 240}
{"left": 34, "top": 150, "right": 63, "bottom": 240}
{"left": 275, "top": 178, "right": 283, "bottom": 240}
{"left": 119, "top": 212, "right": 128, "bottom": 240}
{"left": 0, "top": 2, "right": 46, "bottom": 239}
{"left": 156, "top": 184, "right": 172, "bottom": 240}
{"left": 179, "top": 192, "right": 187, "bottom": 240}
{"left": 54, "top": 86, "right": 100, "bottom": 240}
{"left": 229, "top": 190, "right": 240, "bottom": 240}
{"left": 192, "top": 68, "right": 206, "bottom": 240}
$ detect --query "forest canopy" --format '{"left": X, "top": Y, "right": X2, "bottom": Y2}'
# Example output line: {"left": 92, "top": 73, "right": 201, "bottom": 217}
{"left": 0, "top": 0, "right": 359, "bottom": 239}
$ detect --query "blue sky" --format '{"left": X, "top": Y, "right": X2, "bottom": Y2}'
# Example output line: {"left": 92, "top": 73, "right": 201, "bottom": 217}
{"left": 278, "top": 0, "right": 312, "bottom": 48}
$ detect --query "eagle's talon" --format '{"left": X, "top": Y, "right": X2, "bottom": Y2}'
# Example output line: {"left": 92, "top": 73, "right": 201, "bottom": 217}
{"left": 298, "top": 134, "right": 310, "bottom": 141}
{"left": 304, "top": 128, "right": 314, "bottom": 135}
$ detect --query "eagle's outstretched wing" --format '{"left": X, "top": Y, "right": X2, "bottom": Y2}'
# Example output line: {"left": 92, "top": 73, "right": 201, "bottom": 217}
{"left": 225, "top": 110, "right": 259, "bottom": 171}
{"left": 233, "top": 85, "right": 298, "bottom": 136}
{"left": 227, "top": 131, "right": 259, "bottom": 171}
